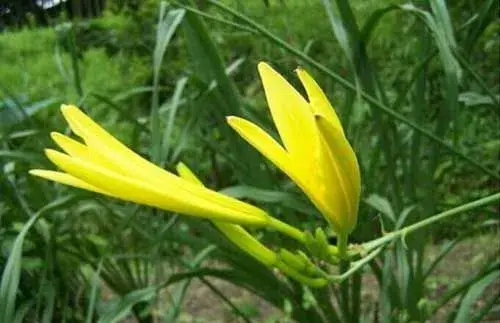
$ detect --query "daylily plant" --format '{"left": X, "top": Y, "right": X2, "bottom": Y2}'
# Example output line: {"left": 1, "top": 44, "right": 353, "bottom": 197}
{"left": 31, "top": 62, "right": 361, "bottom": 286}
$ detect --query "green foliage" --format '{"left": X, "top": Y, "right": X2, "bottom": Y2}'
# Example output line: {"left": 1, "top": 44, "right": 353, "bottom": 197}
{"left": 1, "top": 0, "right": 499, "bottom": 322}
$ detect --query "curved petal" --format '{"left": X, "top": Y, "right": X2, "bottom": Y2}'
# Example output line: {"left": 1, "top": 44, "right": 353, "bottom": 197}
{"left": 315, "top": 115, "right": 360, "bottom": 231}
{"left": 51, "top": 132, "right": 119, "bottom": 173}
{"left": 257, "top": 63, "right": 317, "bottom": 159}
{"left": 59, "top": 105, "right": 268, "bottom": 222}
{"left": 227, "top": 116, "right": 313, "bottom": 190}
{"left": 296, "top": 68, "right": 344, "bottom": 135}
{"left": 45, "top": 149, "right": 268, "bottom": 226}
{"left": 29, "top": 170, "right": 111, "bottom": 195}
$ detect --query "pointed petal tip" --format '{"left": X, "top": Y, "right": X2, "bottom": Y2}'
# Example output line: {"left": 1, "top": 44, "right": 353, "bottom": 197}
{"left": 60, "top": 104, "right": 74, "bottom": 114}
{"left": 226, "top": 116, "right": 244, "bottom": 127}
{"left": 60, "top": 104, "right": 83, "bottom": 120}
{"left": 257, "top": 62, "right": 279, "bottom": 79}
{"left": 175, "top": 162, "right": 187, "bottom": 174}
{"left": 44, "top": 148, "right": 54, "bottom": 156}
{"left": 50, "top": 131, "right": 63, "bottom": 141}
{"left": 257, "top": 61, "right": 271, "bottom": 71}
{"left": 60, "top": 103, "right": 77, "bottom": 111}
{"left": 29, "top": 169, "right": 42, "bottom": 176}
{"left": 295, "top": 66, "right": 305, "bottom": 74}
{"left": 44, "top": 148, "right": 66, "bottom": 162}
{"left": 29, "top": 169, "right": 57, "bottom": 179}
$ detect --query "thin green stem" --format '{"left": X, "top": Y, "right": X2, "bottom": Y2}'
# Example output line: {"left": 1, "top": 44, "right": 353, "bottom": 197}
{"left": 351, "top": 272, "right": 361, "bottom": 323}
{"left": 329, "top": 247, "right": 384, "bottom": 283}
{"left": 338, "top": 233, "right": 349, "bottom": 260}
{"left": 363, "top": 192, "right": 500, "bottom": 251}
{"left": 268, "top": 216, "right": 306, "bottom": 244}
{"left": 207, "top": 0, "right": 499, "bottom": 180}
{"left": 69, "top": 24, "right": 83, "bottom": 98}
{"left": 338, "top": 233, "right": 350, "bottom": 321}
{"left": 455, "top": 50, "right": 500, "bottom": 109}
{"left": 178, "top": 4, "right": 258, "bottom": 34}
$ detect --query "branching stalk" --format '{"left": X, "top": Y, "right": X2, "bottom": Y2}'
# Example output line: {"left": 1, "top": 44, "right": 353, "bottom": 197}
{"left": 363, "top": 193, "right": 500, "bottom": 252}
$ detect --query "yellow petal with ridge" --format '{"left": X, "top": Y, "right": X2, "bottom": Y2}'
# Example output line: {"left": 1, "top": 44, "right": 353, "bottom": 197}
{"left": 296, "top": 68, "right": 344, "bottom": 135}
{"left": 51, "top": 132, "right": 120, "bottom": 173}
{"left": 315, "top": 115, "right": 360, "bottom": 232}
{"left": 227, "top": 116, "right": 311, "bottom": 191}
{"left": 257, "top": 63, "right": 318, "bottom": 160}
{"left": 29, "top": 170, "right": 111, "bottom": 195}
{"left": 45, "top": 149, "right": 267, "bottom": 225}
{"left": 58, "top": 105, "right": 268, "bottom": 223}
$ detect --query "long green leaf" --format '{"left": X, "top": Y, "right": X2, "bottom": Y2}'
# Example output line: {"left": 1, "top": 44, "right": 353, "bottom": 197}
{"left": 97, "top": 286, "right": 157, "bottom": 323}
{"left": 0, "top": 215, "right": 41, "bottom": 323}
{"left": 182, "top": 7, "right": 272, "bottom": 187}
{"left": 151, "top": 5, "right": 186, "bottom": 163}
{"left": 453, "top": 270, "right": 500, "bottom": 323}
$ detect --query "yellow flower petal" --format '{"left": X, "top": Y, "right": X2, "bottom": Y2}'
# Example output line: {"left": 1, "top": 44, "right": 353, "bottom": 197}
{"left": 296, "top": 68, "right": 344, "bottom": 135}
{"left": 50, "top": 132, "right": 119, "bottom": 173}
{"left": 257, "top": 63, "right": 318, "bottom": 160}
{"left": 29, "top": 169, "right": 111, "bottom": 195}
{"left": 44, "top": 149, "right": 267, "bottom": 225}
{"left": 226, "top": 116, "right": 300, "bottom": 177}
{"left": 57, "top": 105, "right": 269, "bottom": 223}
{"left": 316, "top": 115, "right": 360, "bottom": 231}
{"left": 176, "top": 162, "right": 203, "bottom": 186}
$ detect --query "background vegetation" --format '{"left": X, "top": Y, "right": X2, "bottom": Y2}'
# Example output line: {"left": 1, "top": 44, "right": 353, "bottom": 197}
{"left": 0, "top": 0, "right": 498, "bottom": 322}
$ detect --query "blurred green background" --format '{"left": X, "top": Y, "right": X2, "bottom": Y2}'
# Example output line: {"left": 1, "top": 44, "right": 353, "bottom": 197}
{"left": 0, "top": 0, "right": 498, "bottom": 322}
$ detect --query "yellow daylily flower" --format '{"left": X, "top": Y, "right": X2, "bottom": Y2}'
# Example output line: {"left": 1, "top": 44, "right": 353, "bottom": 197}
{"left": 227, "top": 63, "right": 360, "bottom": 235}
{"left": 30, "top": 105, "right": 269, "bottom": 226}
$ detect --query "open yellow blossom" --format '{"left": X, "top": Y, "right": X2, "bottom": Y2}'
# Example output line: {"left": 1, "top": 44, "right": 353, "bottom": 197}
{"left": 227, "top": 63, "right": 361, "bottom": 235}
{"left": 30, "top": 104, "right": 269, "bottom": 226}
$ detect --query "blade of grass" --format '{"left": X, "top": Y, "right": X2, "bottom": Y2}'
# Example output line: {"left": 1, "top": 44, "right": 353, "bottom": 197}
{"left": 452, "top": 270, "right": 500, "bottom": 323}
{"left": 85, "top": 261, "right": 104, "bottom": 323}
{"left": 182, "top": 7, "right": 272, "bottom": 186}
{"left": 97, "top": 286, "right": 157, "bottom": 323}
{"left": 151, "top": 4, "right": 186, "bottom": 164}
{"left": 162, "top": 76, "right": 188, "bottom": 166}
{"left": 0, "top": 195, "right": 75, "bottom": 323}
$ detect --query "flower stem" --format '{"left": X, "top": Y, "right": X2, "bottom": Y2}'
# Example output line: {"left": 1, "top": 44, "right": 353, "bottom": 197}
{"left": 338, "top": 233, "right": 351, "bottom": 320}
{"left": 267, "top": 216, "right": 307, "bottom": 244}
{"left": 362, "top": 192, "right": 500, "bottom": 252}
